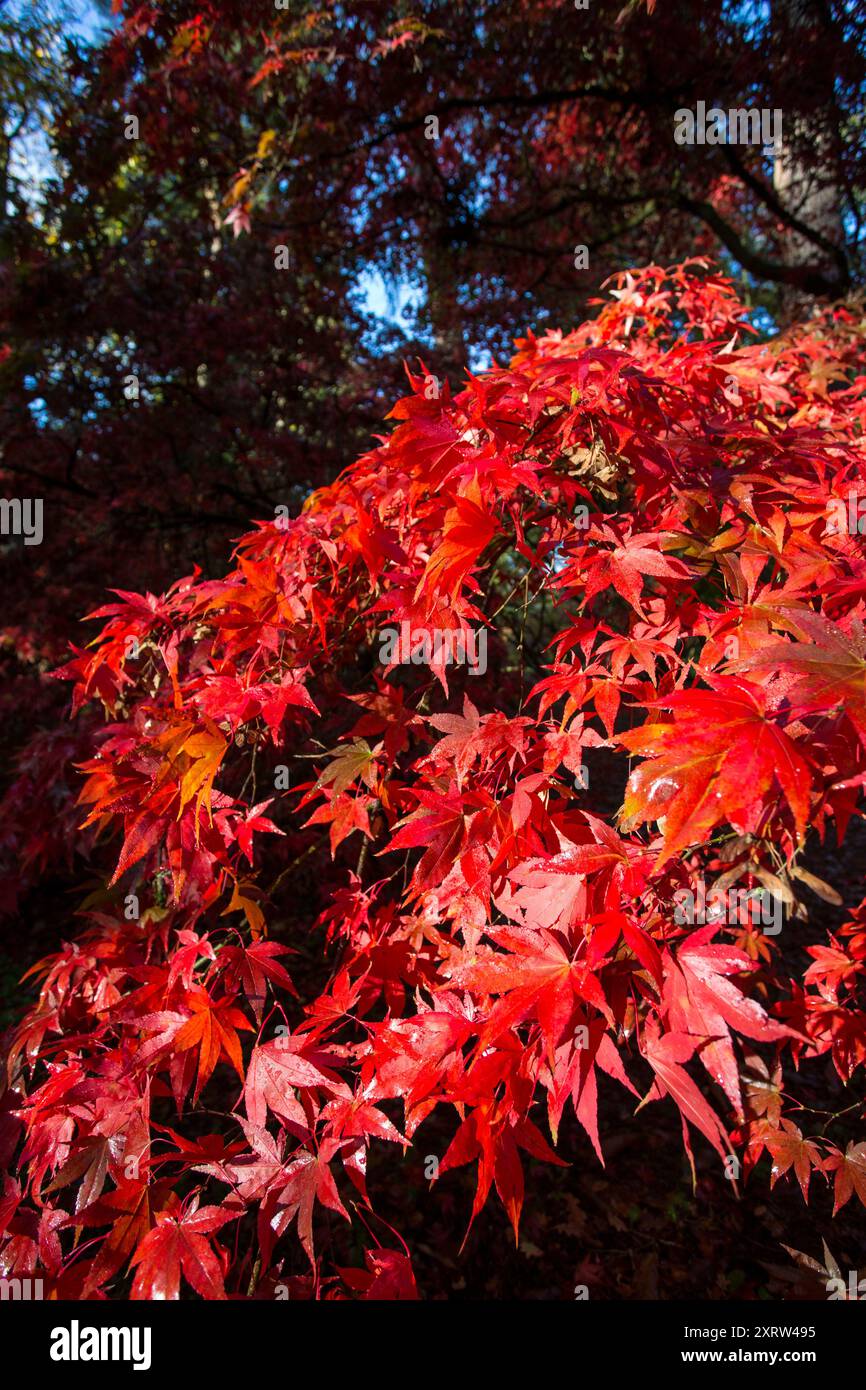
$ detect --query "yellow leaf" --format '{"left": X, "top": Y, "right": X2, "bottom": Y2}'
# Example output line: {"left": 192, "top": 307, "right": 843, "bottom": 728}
{"left": 256, "top": 129, "right": 277, "bottom": 160}
{"left": 177, "top": 722, "right": 227, "bottom": 823}
{"left": 223, "top": 880, "right": 266, "bottom": 938}
{"left": 229, "top": 173, "right": 252, "bottom": 205}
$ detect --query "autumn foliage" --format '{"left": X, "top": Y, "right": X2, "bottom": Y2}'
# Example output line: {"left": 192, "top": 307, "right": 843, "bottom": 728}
{"left": 3, "top": 262, "right": 866, "bottom": 1299}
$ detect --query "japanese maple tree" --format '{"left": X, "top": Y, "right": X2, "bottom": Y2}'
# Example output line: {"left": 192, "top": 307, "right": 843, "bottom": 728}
{"left": 3, "top": 259, "right": 866, "bottom": 1297}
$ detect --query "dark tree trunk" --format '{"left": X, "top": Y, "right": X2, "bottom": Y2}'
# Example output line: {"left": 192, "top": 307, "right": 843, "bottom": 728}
{"left": 772, "top": 0, "right": 848, "bottom": 317}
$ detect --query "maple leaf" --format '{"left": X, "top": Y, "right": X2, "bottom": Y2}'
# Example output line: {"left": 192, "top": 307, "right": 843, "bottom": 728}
{"left": 194, "top": 673, "right": 317, "bottom": 735}
{"left": 824, "top": 1141, "right": 866, "bottom": 1214}
{"left": 579, "top": 529, "right": 692, "bottom": 617}
{"left": 303, "top": 783, "right": 374, "bottom": 855}
{"left": 640, "top": 1025, "right": 732, "bottom": 1174}
{"left": 780, "top": 1239, "right": 852, "bottom": 1298}
{"left": 315, "top": 739, "right": 378, "bottom": 797}
{"left": 732, "top": 609, "right": 866, "bottom": 741}
{"left": 167, "top": 928, "right": 216, "bottom": 993}
{"left": 663, "top": 927, "right": 794, "bottom": 1117}
{"left": 545, "top": 1017, "right": 639, "bottom": 1157}
{"left": 339, "top": 1248, "right": 419, "bottom": 1300}
{"left": 383, "top": 786, "right": 468, "bottom": 891}
{"left": 43, "top": 1135, "right": 118, "bottom": 1212}
{"left": 361, "top": 1010, "right": 473, "bottom": 1127}
{"left": 172, "top": 991, "right": 253, "bottom": 1101}
{"left": 740, "top": 1052, "right": 784, "bottom": 1126}
{"left": 423, "top": 697, "right": 531, "bottom": 783}
{"left": 416, "top": 480, "right": 496, "bottom": 601}
{"left": 232, "top": 800, "right": 285, "bottom": 864}
{"left": 620, "top": 677, "right": 812, "bottom": 867}
{"left": 348, "top": 680, "right": 415, "bottom": 762}
{"left": 758, "top": 1120, "right": 824, "bottom": 1202}
{"left": 498, "top": 854, "right": 588, "bottom": 934}
{"left": 244, "top": 1035, "right": 351, "bottom": 1131}
{"left": 69, "top": 1178, "right": 177, "bottom": 1284}
{"left": 320, "top": 1093, "right": 404, "bottom": 1146}
{"left": 223, "top": 203, "right": 251, "bottom": 237}
{"left": 175, "top": 722, "right": 228, "bottom": 822}
{"left": 216, "top": 939, "right": 297, "bottom": 1021}
{"left": 270, "top": 1138, "right": 351, "bottom": 1266}
{"left": 804, "top": 938, "right": 863, "bottom": 1002}
{"left": 501, "top": 822, "right": 651, "bottom": 933}
{"left": 107, "top": 809, "right": 166, "bottom": 884}
{"left": 438, "top": 1106, "right": 565, "bottom": 1244}
{"left": 130, "top": 1198, "right": 238, "bottom": 1299}
{"left": 455, "top": 926, "right": 611, "bottom": 1064}
{"left": 384, "top": 401, "right": 472, "bottom": 488}
{"left": 136, "top": 989, "right": 253, "bottom": 1106}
